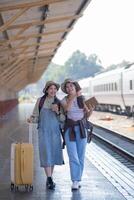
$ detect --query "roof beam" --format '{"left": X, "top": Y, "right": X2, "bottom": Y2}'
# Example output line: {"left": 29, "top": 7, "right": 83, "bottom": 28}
{"left": 13, "top": 78, "right": 28, "bottom": 92}
{"left": 18, "top": 54, "right": 53, "bottom": 60}
{"left": 4, "top": 59, "right": 28, "bottom": 81}
{"left": 0, "top": 27, "right": 71, "bottom": 45}
{"left": 0, "top": 49, "right": 53, "bottom": 64}
{"left": 33, "top": 5, "right": 49, "bottom": 65}
{"left": 0, "top": 39, "right": 62, "bottom": 51}
{"left": 0, "top": 13, "right": 12, "bottom": 49}
{"left": 0, "top": 0, "right": 66, "bottom": 12}
{"left": 8, "top": 25, "right": 30, "bottom": 42}
{"left": 1, "top": 47, "right": 28, "bottom": 72}
{"left": 6, "top": 27, "right": 72, "bottom": 41}
{"left": 0, "top": 13, "right": 75, "bottom": 48}
{"left": 0, "top": 7, "right": 29, "bottom": 32}
{"left": 2, "top": 58, "right": 25, "bottom": 78}
{"left": 13, "top": 47, "right": 54, "bottom": 57}
{"left": 7, "top": 14, "right": 82, "bottom": 30}
{"left": 7, "top": 70, "right": 28, "bottom": 89}
{"left": 0, "top": 58, "right": 24, "bottom": 83}
{"left": 0, "top": 25, "right": 30, "bottom": 50}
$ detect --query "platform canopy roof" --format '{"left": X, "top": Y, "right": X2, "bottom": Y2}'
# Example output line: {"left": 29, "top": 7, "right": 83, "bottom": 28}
{"left": 0, "top": 0, "right": 91, "bottom": 92}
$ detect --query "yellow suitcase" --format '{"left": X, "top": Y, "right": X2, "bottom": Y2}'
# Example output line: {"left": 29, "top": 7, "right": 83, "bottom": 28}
{"left": 10, "top": 143, "right": 34, "bottom": 191}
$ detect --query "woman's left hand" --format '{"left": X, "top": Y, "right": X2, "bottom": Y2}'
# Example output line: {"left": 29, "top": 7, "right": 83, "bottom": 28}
{"left": 76, "top": 90, "right": 82, "bottom": 97}
{"left": 85, "top": 105, "right": 94, "bottom": 118}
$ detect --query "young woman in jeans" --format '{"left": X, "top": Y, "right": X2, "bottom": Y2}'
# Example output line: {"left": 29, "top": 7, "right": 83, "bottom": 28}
{"left": 61, "top": 79, "right": 92, "bottom": 191}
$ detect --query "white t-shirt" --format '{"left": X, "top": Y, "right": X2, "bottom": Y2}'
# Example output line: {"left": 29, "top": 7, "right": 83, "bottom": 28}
{"left": 61, "top": 97, "right": 84, "bottom": 121}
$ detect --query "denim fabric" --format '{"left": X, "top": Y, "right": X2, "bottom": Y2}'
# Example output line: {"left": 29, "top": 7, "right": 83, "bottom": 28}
{"left": 65, "top": 125, "right": 87, "bottom": 181}
{"left": 38, "top": 108, "right": 64, "bottom": 167}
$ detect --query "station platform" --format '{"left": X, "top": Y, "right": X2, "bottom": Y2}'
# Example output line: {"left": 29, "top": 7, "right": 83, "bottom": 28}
{"left": 90, "top": 111, "right": 134, "bottom": 140}
{"left": 0, "top": 103, "right": 131, "bottom": 200}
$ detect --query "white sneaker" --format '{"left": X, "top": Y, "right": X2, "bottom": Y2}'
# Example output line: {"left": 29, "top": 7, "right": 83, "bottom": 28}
{"left": 71, "top": 181, "right": 79, "bottom": 190}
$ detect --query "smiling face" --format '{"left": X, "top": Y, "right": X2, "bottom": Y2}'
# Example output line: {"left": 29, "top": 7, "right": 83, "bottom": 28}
{"left": 65, "top": 82, "right": 77, "bottom": 95}
{"left": 47, "top": 84, "right": 58, "bottom": 97}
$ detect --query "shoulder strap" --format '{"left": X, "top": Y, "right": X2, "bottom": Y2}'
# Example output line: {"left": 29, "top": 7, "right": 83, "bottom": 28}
{"left": 77, "top": 95, "right": 85, "bottom": 108}
{"left": 54, "top": 96, "right": 60, "bottom": 105}
{"left": 54, "top": 96, "right": 61, "bottom": 111}
{"left": 39, "top": 94, "right": 46, "bottom": 114}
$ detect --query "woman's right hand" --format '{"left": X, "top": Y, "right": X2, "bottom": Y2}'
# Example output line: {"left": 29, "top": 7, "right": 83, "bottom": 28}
{"left": 27, "top": 118, "right": 32, "bottom": 123}
{"left": 67, "top": 94, "right": 76, "bottom": 102}
{"left": 27, "top": 116, "right": 34, "bottom": 123}
{"left": 51, "top": 104, "right": 59, "bottom": 114}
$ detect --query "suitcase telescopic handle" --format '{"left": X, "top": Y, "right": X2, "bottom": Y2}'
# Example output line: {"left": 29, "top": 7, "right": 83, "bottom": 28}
{"left": 29, "top": 123, "right": 33, "bottom": 144}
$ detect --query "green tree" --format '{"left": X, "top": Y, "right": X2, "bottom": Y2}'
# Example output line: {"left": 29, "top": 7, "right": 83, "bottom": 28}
{"left": 37, "top": 50, "right": 104, "bottom": 90}
{"left": 64, "top": 50, "right": 103, "bottom": 79}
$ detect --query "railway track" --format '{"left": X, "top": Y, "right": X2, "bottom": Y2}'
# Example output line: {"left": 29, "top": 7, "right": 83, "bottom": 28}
{"left": 86, "top": 124, "right": 134, "bottom": 200}
{"left": 91, "top": 123, "right": 134, "bottom": 166}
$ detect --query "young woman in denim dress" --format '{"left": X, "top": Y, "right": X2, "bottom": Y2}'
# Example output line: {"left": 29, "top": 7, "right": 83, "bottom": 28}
{"left": 28, "top": 81, "right": 64, "bottom": 190}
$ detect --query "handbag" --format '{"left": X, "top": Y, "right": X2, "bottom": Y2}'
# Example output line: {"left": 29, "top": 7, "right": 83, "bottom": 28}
{"left": 85, "top": 120, "right": 93, "bottom": 143}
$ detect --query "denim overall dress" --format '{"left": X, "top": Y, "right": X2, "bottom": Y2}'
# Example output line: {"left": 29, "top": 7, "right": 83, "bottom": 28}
{"left": 38, "top": 107, "right": 64, "bottom": 167}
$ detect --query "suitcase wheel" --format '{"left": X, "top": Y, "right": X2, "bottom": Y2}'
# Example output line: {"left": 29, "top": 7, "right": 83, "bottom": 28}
{"left": 10, "top": 183, "right": 18, "bottom": 192}
{"left": 10, "top": 183, "right": 14, "bottom": 191}
{"left": 30, "top": 185, "right": 33, "bottom": 191}
{"left": 25, "top": 184, "right": 33, "bottom": 191}
{"left": 15, "top": 186, "right": 19, "bottom": 192}
{"left": 10, "top": 183, "right": 33, "bottom": 192}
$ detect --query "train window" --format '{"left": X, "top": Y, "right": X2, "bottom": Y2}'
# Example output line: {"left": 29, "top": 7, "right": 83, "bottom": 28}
{"left": 104, "top": 84, "right": 106, "bottom": 91}
{"left": 101, "top": 85, "right": 103, "bottom": 91}
{"left": 99, "top": 85, "right": 101, "bottom": 91}
{"left": 107, "top": 84, "right": 109, "bottom": 91}
{"left": 94, "top": 85, "right": 98, "bottom": 92}
{"left": 106, "top": 84, "right": 108, "bottom": 91}
{"left": 100, "top": 85, "right": 102, "bottom": 91}
{"left": 93, "top": 86, "right": 95, "bottom": 92}
{"left": 110, "top": 83, "right": 112, "bottom": 91}
{"left": 101, "top": 84, "right": 103, "bottom": 92}
{"left": 112, "top": 83, "right": 114, "bottom": 91}
{"left": 115, "top": 83, "right": 117, "bottom": 91}
{"left": 130, "top": 80, "right": 132, "bottom": 90}
{"left": 108, "top": 83, "right": 110, "bottom": 91}
{"left": 113, "top": 83, "right": 115, "bottom": 91}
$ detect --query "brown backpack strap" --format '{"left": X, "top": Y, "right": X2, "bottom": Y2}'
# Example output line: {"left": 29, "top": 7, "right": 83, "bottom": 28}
{"left": 38, "top": 94, "right": 47, "bottom": 114}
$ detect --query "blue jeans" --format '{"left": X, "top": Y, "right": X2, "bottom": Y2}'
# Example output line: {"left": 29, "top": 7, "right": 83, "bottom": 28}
{"left": 65, "top": 125, "right": 87, "bottom": 181}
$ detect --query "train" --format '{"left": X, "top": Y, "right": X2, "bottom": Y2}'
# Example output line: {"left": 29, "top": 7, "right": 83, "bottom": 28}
{"left": 78, "top": 63, "right": 134, "bottom": 116}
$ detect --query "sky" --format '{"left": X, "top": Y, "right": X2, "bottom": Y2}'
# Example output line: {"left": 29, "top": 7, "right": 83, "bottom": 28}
{"left": 52, "top": 0, "right": 134, "bottom": 68}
